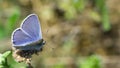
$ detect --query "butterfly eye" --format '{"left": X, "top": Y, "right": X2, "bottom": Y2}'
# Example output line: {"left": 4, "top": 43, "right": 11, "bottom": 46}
{"left": 42, "top": 40, "right": 46, "bottom": 45}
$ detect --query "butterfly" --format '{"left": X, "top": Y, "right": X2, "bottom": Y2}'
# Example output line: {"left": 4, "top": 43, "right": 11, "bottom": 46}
{"left": 11, "top": 14, "right": 45, "bottom": 63}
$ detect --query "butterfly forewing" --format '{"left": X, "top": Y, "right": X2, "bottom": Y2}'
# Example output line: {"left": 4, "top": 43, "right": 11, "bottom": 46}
{"left": 21, "top": 14, "right": 42, "bottom": 40}
{"left": 12, "top": 14, "right": 42, "bottom": 47}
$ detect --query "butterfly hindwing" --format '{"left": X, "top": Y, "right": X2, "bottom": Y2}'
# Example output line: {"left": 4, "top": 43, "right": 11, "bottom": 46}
{"left": 12, "top": 28, "right": 34, "bottom": 46}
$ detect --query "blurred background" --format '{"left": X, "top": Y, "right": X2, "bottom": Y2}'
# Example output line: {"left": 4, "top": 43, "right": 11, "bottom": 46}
{"left": 0, "top": 0, "right": 120, "bottom": 68}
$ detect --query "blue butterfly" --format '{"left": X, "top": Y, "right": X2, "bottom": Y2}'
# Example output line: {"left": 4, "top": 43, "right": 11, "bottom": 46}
{"left": 11, "top": 14, "right": 45, "bottom": 63}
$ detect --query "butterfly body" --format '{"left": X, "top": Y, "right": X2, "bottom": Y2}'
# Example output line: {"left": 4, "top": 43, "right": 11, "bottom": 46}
{"left": 11, "top": 14, "right": 45, "bottom": 63}
{"left": 13, "top": 39, "right": 45, "bottom": 50}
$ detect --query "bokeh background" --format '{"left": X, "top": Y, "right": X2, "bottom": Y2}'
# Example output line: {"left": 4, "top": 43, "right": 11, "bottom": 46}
{"left": 0, "top": 0, "right": 120, "bottom": 68}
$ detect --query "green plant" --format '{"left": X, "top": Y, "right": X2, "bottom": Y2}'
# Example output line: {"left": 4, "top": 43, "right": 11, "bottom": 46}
{"left": 95, "top": 0, "right": 111, "bottom": 32}
{"left": 58, "top": 0, "right": 111, "bottom": 32}
{"left": 78, "top": 55, "right": 101, "bottom": 68}
{"left": 59, "top": 0, "right": 86, "bottom": 20}
{"left": 0, "top": 51, "right": 11, "bottom": 68}
{"left": 53, "top": 63, "right": 65, "bottom": 68}
{"left": 0, "top": 51, "right": 27, "bottom": 68}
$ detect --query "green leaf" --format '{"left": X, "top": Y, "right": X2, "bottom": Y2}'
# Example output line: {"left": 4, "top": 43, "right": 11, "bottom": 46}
{"left": 80, "top": 55, "right": 101, "bottom": 68}
{"left": 2, "top": 51, "right": 11, "bottom": 58}
{"left": 0, "top": 22, "right": 5, "bottom": 39}
{"left": 0, "top": 51, "right": 27, "bottom": 68}
{"left": 65, "top": 7, "right": 76, "bottom": 20}
{"left": 7, "top": 52, "right": 27, "bottom": 68}
{"left": 73, "top": 0, "right": 85, "bottom": 12}
{"left": 95, "top": 0, "right": 111, "bottom": 32}
{"left": 53, "top": 62, "right": 65, "bottom": 68}
{"left": 0, "top": 51, "right": 12, "bottom": 68}
{"left": 101, "top": 6, "right": 111, "bottom": 32}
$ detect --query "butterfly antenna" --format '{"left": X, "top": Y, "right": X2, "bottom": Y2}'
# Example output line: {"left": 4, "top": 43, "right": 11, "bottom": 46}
{"left": 43, "top": 21, "right": 55, "bottom": 55}
{"left": 43, "top": 21, "right": 49, "bottom": 46}
{"left": 45, "top": 29, "right": 49, "bottom": 38}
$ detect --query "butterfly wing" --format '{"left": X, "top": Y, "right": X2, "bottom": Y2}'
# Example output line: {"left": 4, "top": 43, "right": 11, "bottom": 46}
{"left": 20, "top": 14, "right": 42, "bottom": 41}
{"left": 12, "top": 28, "right": 34, "bottom": 46}
{"left": 12, "top": 14, "right": 42, "bottom": 47}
